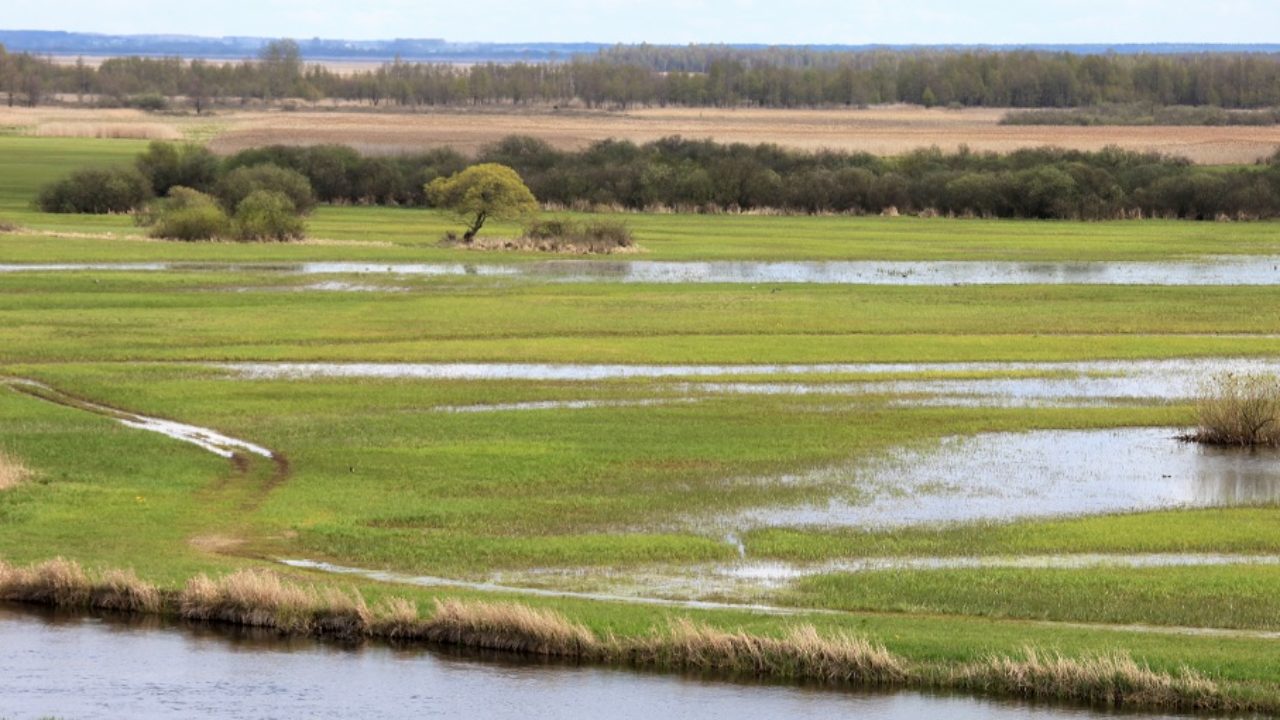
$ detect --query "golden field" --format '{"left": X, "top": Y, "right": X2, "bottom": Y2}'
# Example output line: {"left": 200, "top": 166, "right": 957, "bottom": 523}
{"left": 2, "top": 104, "right": 1278, "bottom": 163}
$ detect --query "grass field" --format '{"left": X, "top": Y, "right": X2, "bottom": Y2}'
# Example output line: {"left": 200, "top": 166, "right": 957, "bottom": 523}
{"left": 4, "top": 133, "right": 1280, "bottom": 710}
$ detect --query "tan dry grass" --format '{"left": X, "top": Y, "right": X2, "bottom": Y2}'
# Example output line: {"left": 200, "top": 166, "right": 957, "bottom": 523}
{"left": 623, "top": 618, "right": 907, "bottom": 684}
{"left": 423, "top": 598, "right": 600, "bottom": 655}
{"left": 0, "top": 557, "right": 93, "bottom": 606}
{"left": 200, "top": 105, "right": 1280, "bottom": 164}
{"left": 179, "top": 569, "right": 374, "bottom": 639}
{"left": 952, "top": 647, "right": 1223, "bottom": 711}
{"left": 92, "top": 568, "right": 164, "bottom": 613}
{"left": 0, "top": 451, "right": 32, "bottom": 490}
{"left": 369, "top": 596, "right": 421, "bottom": 639}
{"left": 3, "top": 104, "right": 1276, "bottom": 162}
{"left": 31, "top": 122, "right": 182, "bottom": 141}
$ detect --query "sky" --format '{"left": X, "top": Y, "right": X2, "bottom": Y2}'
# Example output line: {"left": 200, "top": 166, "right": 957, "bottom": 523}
{"left": 5, "top": 0, "right": 1279, "bottom": 45}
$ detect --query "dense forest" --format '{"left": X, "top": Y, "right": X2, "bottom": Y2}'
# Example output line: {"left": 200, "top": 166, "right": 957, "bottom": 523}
{"left": 64, "top": 137, "right": 1279, "bottom": 221}
{"left": 3, "top": 40, "right": 1280, "bottom": 110}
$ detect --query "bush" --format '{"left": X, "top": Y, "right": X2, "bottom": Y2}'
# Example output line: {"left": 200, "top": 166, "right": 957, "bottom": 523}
{"left": 136, "top": 142, "right": 220, "bottom": 195}
{"left": 127, "top": 93, "right": 170, "bottom": 112}
{"left": 232, "top": 190, "right": 305, "bottom": 242}
{"left": 36, "top": 166, "right": 153, "bottom": 214}
{"left": 521, "top": 217, "right": 634, "bottom": 252}
{"left": 1189, "top": 373, "right": 1280, "bottom": 446}
{"left": 215, "top": 164, "right": 316, "bottom": 214}
{"left": 147, "top": 187, "right": 230, "bottom": 241}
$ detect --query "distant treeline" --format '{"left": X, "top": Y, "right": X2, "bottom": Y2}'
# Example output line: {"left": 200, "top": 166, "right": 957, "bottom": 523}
{"left": 5, "top": 41, "right": 1280, "bottom": 109}
{"left": 219, "top": 137, "right": 1280, "bottom": 220}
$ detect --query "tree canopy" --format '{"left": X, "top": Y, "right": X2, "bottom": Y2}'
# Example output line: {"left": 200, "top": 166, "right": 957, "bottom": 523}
{"left": 425, "top": 163, "right": 537, "bottom": 240}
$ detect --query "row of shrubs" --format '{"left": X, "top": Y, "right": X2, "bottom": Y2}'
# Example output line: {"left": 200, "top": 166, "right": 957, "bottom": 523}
{"left": 215, "top": 137, "right": 1280, "bottom": 220}
{"left": 36, "top": 137, "right": 1280, "bottom": 222}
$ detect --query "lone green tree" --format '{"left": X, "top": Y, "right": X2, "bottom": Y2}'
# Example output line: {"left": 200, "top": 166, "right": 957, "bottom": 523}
{"left": 425, "top": 163, "right": 537, "bottom": 242}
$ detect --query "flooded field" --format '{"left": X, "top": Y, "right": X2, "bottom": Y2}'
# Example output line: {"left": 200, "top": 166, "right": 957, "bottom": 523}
{"left": 733, "top": 427, "right": 1280, "bottom": 530}
{"left": 5, "top": 257, "right": 1280, "bottom": 284}
{"left": 0, "top": 605, "right": 1197, "bottom": 720}
{"left": 219, "top": 357, "right": 1280, "bottom": 406}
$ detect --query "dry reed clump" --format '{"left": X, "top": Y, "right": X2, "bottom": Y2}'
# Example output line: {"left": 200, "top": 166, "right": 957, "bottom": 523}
{"left": 622, "top": 619, "right": 907, "bottom": 685}
{"left": 368, "top": 597, "right": 421, "bottom": 640}
{"left": 952, "top": 648, "right": 1223, "bottom": 711}
{"left": 179, "top": 569, "right": 368, "bottom": 639}
{"left": 91, "top": 568, "right": 164, "bottom": 613}
{"left": 0, "top": 218, "right": 22, "bottom": 233}
{"left": 1187, "top": 372, "right": 1280, "bottom": 446}
{"left": 0, "top": 451, "right": 33, "bottom": 490}
{"left": 422, "top": 599, "right": 600, "bottom": 656}
{"left": 0, "top": 557, "right": 93, "bottom": 607}
{"left": 30, "top": 122, "right": 182, "bottom": 141}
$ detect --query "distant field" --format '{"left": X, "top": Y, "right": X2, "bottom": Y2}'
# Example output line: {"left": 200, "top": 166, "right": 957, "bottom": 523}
{"left": 3, "top": 105, "right": 1279, "bottom": 163}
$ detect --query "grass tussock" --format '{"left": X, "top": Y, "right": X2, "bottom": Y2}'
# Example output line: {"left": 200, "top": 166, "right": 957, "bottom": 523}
{"left": 0, "top": 557, "right": 93, "bottom": 606}
{"left": 952, "top": 648, "right": 1223, "bottom": 711}
{"left": 422, "top": 598, "right": 600, "bottom": 655}
{"left": 0, "top": 451, "right": 32, "bottom": 490}
{"left": 1187, "top": 372, "right": 1280, "bottom": 446}
{"left": 179, "top": 569, "right": 369, "bottom": 639}
{"left": 368, "top": 596, "right": 421, "bottom": 639}
{"left": 624, "top": 618, "right": 907, "bottom": 684}
{"left": 0, "top": 218, "right": 21, "bottom": 233}
{"left": 31, "top": 122, "right": 182, "bottom": 141}
{"left": 92, "top": 568, "right": 164, "bottom": 613}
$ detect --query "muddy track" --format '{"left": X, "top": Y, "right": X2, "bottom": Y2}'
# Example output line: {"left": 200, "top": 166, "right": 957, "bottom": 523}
{"left": 1, "top": 376, "right": 290, "bottom": 510}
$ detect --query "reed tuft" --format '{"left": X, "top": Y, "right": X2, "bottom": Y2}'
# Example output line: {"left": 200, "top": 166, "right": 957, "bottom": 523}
{"left": 952, "top": 647, "right": 1222, "bottom": 710}
{"left": 1188, "top": 372, "right": 1280, "bottom": 446}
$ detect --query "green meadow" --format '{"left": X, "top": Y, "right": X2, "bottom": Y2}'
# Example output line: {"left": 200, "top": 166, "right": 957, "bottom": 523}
{"left": 3, "top": 134, "right": 1280, "bottom": 706}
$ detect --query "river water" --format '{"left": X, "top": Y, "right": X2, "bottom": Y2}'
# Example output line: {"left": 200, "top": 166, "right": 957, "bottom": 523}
{"left": 0, "top": 605, "right": 1193, "bottom": 720}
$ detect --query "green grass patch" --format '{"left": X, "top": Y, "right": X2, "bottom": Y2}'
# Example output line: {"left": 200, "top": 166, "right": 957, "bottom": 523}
{"left": 789, "top": 565, "right": 1280, "bottom": 631}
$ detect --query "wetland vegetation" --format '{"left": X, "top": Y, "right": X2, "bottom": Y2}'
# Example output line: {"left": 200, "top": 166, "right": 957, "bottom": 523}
{"left": 3, "top": 128, "right": 1280, "bottom": 714}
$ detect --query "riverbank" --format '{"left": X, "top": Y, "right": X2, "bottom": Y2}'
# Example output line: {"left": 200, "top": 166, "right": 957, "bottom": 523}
{"left": 0, "top": 558, "right": 1257, "bottom": 714}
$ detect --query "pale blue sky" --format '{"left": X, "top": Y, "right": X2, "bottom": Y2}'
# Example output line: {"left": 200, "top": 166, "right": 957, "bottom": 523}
{"left": 6, "top": 0, "right": 1278, "bottom": 44}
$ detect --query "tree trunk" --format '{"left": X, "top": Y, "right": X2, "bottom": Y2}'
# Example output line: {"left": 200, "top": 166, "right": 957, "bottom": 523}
{"left": 464, "top": 211, "right": 487, "bottom": 242}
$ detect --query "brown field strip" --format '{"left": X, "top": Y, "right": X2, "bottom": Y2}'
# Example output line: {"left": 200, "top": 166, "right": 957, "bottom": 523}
{"left": 2, "top": 105, "right": 1278, "bottom": 163}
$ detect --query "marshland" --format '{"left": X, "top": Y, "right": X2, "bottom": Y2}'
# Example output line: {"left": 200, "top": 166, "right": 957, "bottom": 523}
{"left": 5, "top": 26, "right": 1280, "bottom": 719}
